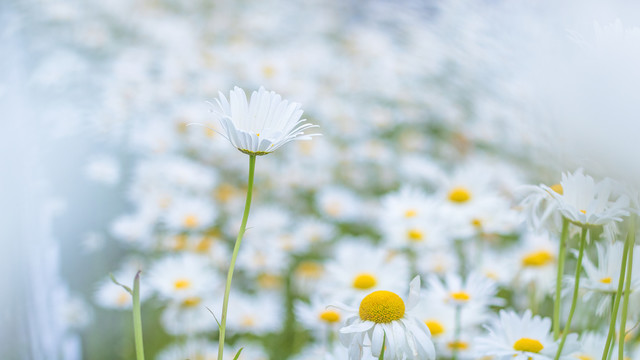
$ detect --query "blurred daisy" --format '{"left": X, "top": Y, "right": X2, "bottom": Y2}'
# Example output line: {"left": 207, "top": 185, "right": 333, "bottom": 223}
{"left": 295, "top": 295, "right": 344, "bottom": 334}
{"left": 227, "top": 292, "right": 283, "bottom": 335}
{"left": 164, "top": 197, "right": 218, "bottom": 231}
{"left": 577, "top": 241, "right": 640, "bottom": 315}
{"left": 148, "top": 253, "right": 220, "bottom": 301}
{"left": 320, "top": 241, "right": 409, "bottom": 303}
{"left": 160, "top": 295, "right": 219, "bottom": 335}
{"left": 210, "top": 86, "right": 319, "bottom": 155}
{"left": 337, "top": 276, "right": 436, "bottom": 360}
{"left": 541, "top": 169, "right": 630, "bottom": 229}
{"left": 475, "top": 310, "right": 579, "bottom": 360}
{"left": 84, "top": 154, "right": 120, "bottom": 186}
{"left": 425, "top": 272, "right": 503, "bottom": 309}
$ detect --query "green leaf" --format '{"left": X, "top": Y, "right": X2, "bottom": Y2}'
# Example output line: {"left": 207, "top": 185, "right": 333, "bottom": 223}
{"left": 109, "top": 273, "right": 132, "bottom": 295}
{"left": 379, "top": 334, "right": 385, "bottom": 360}
{"left": 205, "top": 306, "right": 222, "bottom": 330}
{"left": 232, "top": 348, "right": 244, "bottom": 360}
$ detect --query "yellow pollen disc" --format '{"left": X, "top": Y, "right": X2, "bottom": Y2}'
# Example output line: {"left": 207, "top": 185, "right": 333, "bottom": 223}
{"left": 522, "top": 250, "right": 554, "bottom": 267}
{"left": 425, "top": 320, "right": 445, "bottom": 337}
{"left": 241, "top": 316, "right": 256, "bottom": 327}
{"left": 359, "top": 290, "right": 405, "bottom": 323}
{"left": 174, "top": 279, "right": 191, "bottom": 289}
{"left": 580, "top": 209, "right": 586, "bottom": 214}
{"left": 575, "top": 354, "right": 594, "bottom": 360}
{"left": 215, "top": 184, "right": 235, "bottom": 203}
{"left": 326, "top": 202, "right": 342, "bottom": 216}
{"left": 600, "top": 277, "right": 612, "bottom": 284}
{"left": 471, "top": 218, "right": 483, "bottom": 228}
{"left": 407, "top": 229, "right": 424, "bottom": 242}
{"left": 262, "top": 65, "right": 276, "bottom": 78}
{"left": 550, "top": 183, "right": 563, "bottom": 195}
{"left": 182, "top": 297, "right": 201, "bottom": 307}
{"left": 450, "top": 291, "right": 471, "bottom": 302}
{"left": 353, "top": 273, "right": 378, "bottom": 290}
{"left": 404, "top": 209, "right": 418, "bottom": 218}
{"left": 257, "top": 273, "right": 282, "bottom": 289}
{"left": 173, "top": 234, "right": 188, "bottom": 251}
{"left": 513, "top": 338, "right": 544, "bottom": 353}
{"left": 448, "top": 187, "right": 472, "bottom": 203}
{"left": 195, "top": 237, "right": 212, "bottom": 252}
{"left": 318, "top": 310, "right": 341, "bottom": 323}
{"left": 256, "top": 133, "right": 260, "bottom": 137}
{"left": 296, "top": 261, "right": 324, "bottom": 278}
{"left": 447, "top": 341, "right": 469, "bottom": 350}
{"left": 183, "top": 214, "right": 199, "bottom": 228}
{"left": 116, "top": 292, "right": 129, "bottom": 306}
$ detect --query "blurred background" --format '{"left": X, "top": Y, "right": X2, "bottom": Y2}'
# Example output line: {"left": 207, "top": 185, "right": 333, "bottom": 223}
{"left": 2, "top": 0, "right": 640, "bottom": 359}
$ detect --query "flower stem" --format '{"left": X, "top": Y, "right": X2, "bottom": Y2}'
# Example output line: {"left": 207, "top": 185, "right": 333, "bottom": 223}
{"left": 132, "top": 271, "right": 145, "bottom": 360}
{"left": 217, "top": 155, "right": 256, "bottom": 360}
{"left": 553, "top": 218, "right": 569, "bottom": 340}
{"left": 618, "top": 216, "right": 636, "bottom": 360}
{"left": 554, "top": 226, "right": 587, "bottom": 360}
{"left": 602, "top": 223, "right": 633, "bottom": 360}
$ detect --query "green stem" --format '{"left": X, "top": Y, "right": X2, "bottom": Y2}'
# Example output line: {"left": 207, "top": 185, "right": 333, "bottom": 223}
{"left": 218, "top": 155, "right": 256, "bottom": 360}
{"left": 553, "top": 218, "right": 569, "bottom": 340}
{"left": 602, "top": 224, "right": 633, "bottom": 360}
{"left": 619, "top": 217, "right": 636, "bottom": 360}
{"left": 132, "top": 271, "right": 145, "bottom": 360}
{"left": 555, "top": 226, "right": 587, "bottom": 360}
{"left": 452, "top": 305, "right": 462, "bottom": 360}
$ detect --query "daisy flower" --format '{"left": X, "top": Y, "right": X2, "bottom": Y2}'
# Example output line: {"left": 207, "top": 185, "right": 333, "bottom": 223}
{"left": 540, "top": 169, "right": 630, "bottom": 229}
{"left": 475, "top": 309, "right": 579, "bottom": 360}
{"left": 337, "top": 276, "right": 436, "bottom": 360}
{"left": 577, "top": 241, "right": 640, "bottom": 315}
{"left": 425, "top": 272, "right": 503, "bottom": 309}
{"left": 210, "top": 86, "right": 319, "bottom": 156}
{"left": 147, "top": 253, "right": 219, "bottom": 301}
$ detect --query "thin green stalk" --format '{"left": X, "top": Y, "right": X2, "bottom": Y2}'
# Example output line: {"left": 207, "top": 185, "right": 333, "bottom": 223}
{"left": 554, "top": 218, "right": 569, "bottom": 340}
{"left": 132, "top": 271, "right": 145, "bottom": 360}
{"left": 602, "top": 217, "right": 636, "bottom": 360}
{"left": 555, "top": 227, "right": 587, "bottom": 360}
{"left": 379, "top": 333, "right": 386, "bottom": 360}
{"left": 618, "top": 218, "right": 636, "bottom": 360}
{"left": 218, "top": 155, "right": 256, "bottom": 360}
{"left": 602, "top": 225, "right": 633, "bottom": 360}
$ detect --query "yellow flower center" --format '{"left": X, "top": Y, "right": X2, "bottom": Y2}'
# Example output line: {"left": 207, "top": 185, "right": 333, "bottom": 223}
{"left": 448, "top": 187, "right": 472, "bottom": 203}
{"left": 182, "top": 297, "right": 201, "bottom": 307}
{"left": 600, "top": 277, "right": 612, "bottom": 284}
{"left": 353, "top": 273, "right": 377, "bottom": 290}
{"left": 450, "top": 291, "right": 471, "bottom": 302}
{"left": 116, "top": 292, "right": 129, "bottom": 306}
{"left": 522, "top": 250, "right": 554, "bottom": 267}
{"left": 183, "top": 214, "right": 199, "bottom": 228}
{"left": 575, "top": 354, "right": 593, "bottom": 360}
{"left": 513, "top": 338, "right": 544, "bottom": 353}
{"left": 296, "top": 261, "right": 324, "bottom": 278}
{"left": 173, "top": 234, "right": 188, "bottom": 251}
{"left": 407, "top": 229, "right": 424, "bottom": 242}
{"left": 471, "top": 218, "right": 483, "bottom": 228}
{"left": 404, "top": 209, "right": 418, "bottom": 218}
{"left": 359, "top": 290, "right": 405, "bottom": 323}
{"left": 318, "top": 310, "right": 341, "bottom": 324}
{"left": 195, "top": 237, "right": 213, "bottom": 252}
{"left": 262, "top": 65, "right": 276, "bottom": 78}
{"left": 215, "top": 184, "right": 235, "bottom": 203}
{"left": 425, "top": 320, "right": 445, "bottom": 337}
{"left": 550, "top": 184, "right": 563, "bottom": 195}
{"left": 241, "top": 316, "right": 256, "bottom": 327}
{"left": 447, "top": 341, "right": 469, "bottom": 350}
{"left": 174, "top": 278, "right": 191, "bottom": 289}
{"left": 257, "top": 273, "right": 282, "bottom": 289}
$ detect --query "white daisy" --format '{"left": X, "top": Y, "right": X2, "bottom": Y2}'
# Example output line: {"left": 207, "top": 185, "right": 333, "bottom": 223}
{"left": 319, "top": 240, "right": 409, "bottom": 303}
{"left": 337, "top": 276, "right": 436, "bottom": 360}
{"left": 475, "top": 309, "right": 579, "bottom": 360}
{"left": 210, "top": 86, "right": 319, "bottom": 155}
{"left": 578, "top": 241, "right": 640, "bottom": 315}
{"left": 425, "top": 272, "right": 503, "bottom": 309}
{"left": 147, "top": 253, "right": 219, "bottom": 301}
{"left": 541, "top": 169, "right": 630, "bottom": 229}
{"left": 160, "top": 295, "right": 219, "bottom": 335}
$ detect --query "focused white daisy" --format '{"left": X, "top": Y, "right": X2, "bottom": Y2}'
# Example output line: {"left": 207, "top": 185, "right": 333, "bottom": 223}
{"left": 475, "top": 310, "right": 579, "bottom": 360}
{"left": 210, "top": 86, "right": 319, "bottom": 155}
{"left": 540, "top": 169, "right": 630, "bottom": 229}
{"left": 337, "top": 276, "right": 436, "bottom": 360}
